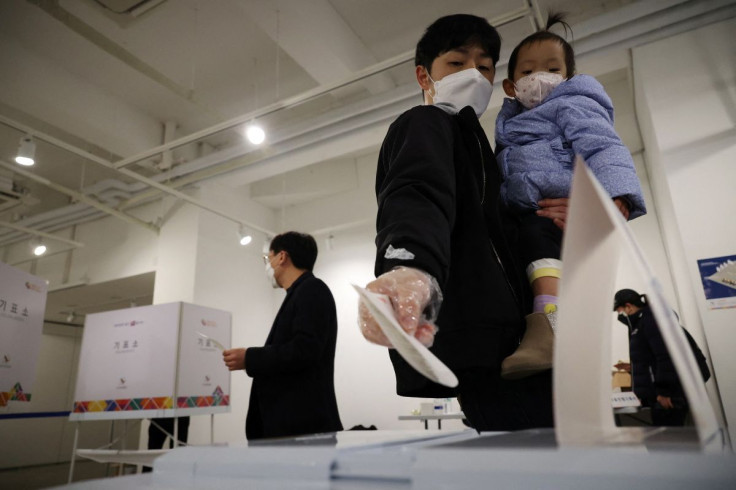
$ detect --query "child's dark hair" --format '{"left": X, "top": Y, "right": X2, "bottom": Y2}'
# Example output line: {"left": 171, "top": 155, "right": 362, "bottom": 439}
{"left": 507, "top": 12, "right": 575, "bottom": 80}
{"left": 415, "top": 14, "right": 501, "bottom": 71}
{"left": 270, "top": 231, "right": 318, "bottom": 271}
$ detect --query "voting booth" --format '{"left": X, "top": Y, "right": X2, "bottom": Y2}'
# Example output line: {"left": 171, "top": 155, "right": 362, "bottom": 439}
{"left": 0, "top": 262, "right": 48, "bottom": 410}
{"left": 71, "top": 302, "right": 231, "bottom": 420}
{"left": 67, "top": 302, "right": 231, "bottom": 480}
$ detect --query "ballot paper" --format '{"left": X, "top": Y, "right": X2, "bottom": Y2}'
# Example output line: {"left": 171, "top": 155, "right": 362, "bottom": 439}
{"left": 196, "top": 331, "right": 225, "bottom": 351}
{"left": 353, "top": 285, "right": 458, "bottom": 388}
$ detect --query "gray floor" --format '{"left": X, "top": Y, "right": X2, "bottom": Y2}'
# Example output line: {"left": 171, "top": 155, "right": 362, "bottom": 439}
{"left": 0, "top": 460, "right": 138, "bottom": 490}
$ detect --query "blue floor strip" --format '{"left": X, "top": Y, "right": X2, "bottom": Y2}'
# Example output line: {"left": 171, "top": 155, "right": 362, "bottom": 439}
{"left": 0, "top": 411, "right": 70, "bottom": 420}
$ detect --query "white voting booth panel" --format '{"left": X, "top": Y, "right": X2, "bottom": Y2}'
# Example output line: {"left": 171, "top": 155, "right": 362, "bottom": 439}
{"left": 554, "top": 160, "right": 724, "bottom": 451}
{"left": 55, "top": 166, "right": 734, "bottom": 489}
{"left": 70, "top": 302, "right": 231, "bottom": 421}
{"left": 0, "top": 261, "right": 47, "bottom": 409}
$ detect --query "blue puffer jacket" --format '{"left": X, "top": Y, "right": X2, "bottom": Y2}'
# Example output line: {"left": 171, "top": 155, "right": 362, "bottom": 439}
{"left": 495, "top": 74, "right": 646, "bottom": 218}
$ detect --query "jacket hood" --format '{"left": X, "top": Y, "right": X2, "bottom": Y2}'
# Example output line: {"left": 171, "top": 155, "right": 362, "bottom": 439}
{"left": 499, "top": 74, "right": 614, "bottom": 121}
{"left": 548, "top": 74, "right": 614, "bottom": 118}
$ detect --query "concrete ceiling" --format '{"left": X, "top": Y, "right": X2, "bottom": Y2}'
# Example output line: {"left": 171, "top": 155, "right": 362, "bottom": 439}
{"left": 1, "top": 0, "right": 734, "bottom": 247}
{"left": 44, "top": 271, "right": 155, "bottom": 326}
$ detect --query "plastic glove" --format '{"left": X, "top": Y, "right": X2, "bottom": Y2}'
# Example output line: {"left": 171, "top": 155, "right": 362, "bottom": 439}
{"left": 358, "top": 266, "right": 442, "bottom": 348}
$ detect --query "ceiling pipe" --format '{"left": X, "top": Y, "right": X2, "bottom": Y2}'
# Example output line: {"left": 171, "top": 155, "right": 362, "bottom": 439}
{"left": 0, "top": 220, "right": 84, "bottom": 248}
{"left": 0, "top": 208, "right": 106, "bottom": 247}
{"left": 107, "top": 6, "right": 537, "bottom": 171}
{"left": 116, "top": 83, "right": 420, "bottom": 210}
{"left": 0, "top": 115, "right": 275, "bottom": 237}
{"left": 0, "top": 175, "right": 140, "bottom": 243}
{"left": 0, "top": 159, "right": 159, "bottom": 233}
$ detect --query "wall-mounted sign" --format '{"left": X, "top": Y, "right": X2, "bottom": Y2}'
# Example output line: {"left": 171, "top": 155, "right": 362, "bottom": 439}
{"left": 697, "top": 254, "right": 736, "bottom": 309}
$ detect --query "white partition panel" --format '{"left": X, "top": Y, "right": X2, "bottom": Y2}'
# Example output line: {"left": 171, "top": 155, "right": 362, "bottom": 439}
{"left": 176, "top": 303, "right": 231, "bottom": 415}
{"left": 0, "top": 261, "right": 48, "bottom": 409}
{"left": 555, "top": 162, "right": 724, "bottom": 451}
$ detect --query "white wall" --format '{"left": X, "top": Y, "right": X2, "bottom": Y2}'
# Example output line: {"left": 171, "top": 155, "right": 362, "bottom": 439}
{"left": 632, "top": 17, "right": 736, "bottom": 444}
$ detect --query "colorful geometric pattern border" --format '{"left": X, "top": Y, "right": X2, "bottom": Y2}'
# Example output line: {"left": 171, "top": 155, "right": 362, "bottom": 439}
{"left": 1, "top": 382, "right": 32, "bottom": 405}
{"left": 73, "top": 396, "right": 173, "bottom": 413}
{"left": 177, "top": 385, "right": 230, "bottom": 408}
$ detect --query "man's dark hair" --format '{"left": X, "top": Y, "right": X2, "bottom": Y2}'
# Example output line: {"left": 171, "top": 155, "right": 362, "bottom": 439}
{"left": 507, "top": 12, "right": 575, "bottom": 80}
{"left": 270, "top": 231, "right": 318, "bottom": 271}
{"left": 415, "top": 14, "right": 501, "bottom": 71}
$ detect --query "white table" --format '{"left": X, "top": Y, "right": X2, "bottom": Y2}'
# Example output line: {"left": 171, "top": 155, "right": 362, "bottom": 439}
{"left": 398, "top": 412, "right": 466, "bottom": 430}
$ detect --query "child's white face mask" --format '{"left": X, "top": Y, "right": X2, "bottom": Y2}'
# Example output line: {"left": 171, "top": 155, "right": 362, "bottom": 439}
{"left": 428, "top": 68, "right": 493, "bottom": 118}
{"left": 514, "top": 72, "right": 564, "bottom": 109}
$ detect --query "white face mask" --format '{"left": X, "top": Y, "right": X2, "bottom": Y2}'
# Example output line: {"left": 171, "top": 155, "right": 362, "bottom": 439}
{"left": 265, "top": 261, "right": 279, "bottom": 289}
{"left": 428, "top": 68, "right": 493, "bottom": 118}
{"left": 514, "top": 72, "right": 564, "bottom": 109}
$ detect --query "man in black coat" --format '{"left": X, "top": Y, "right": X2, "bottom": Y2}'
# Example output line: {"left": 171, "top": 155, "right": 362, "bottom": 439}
{"left": 358, "top": 14, "right": 569, "bottom": 431}
{"left": 224, "top": 232, "right": 342, "bottom": 440}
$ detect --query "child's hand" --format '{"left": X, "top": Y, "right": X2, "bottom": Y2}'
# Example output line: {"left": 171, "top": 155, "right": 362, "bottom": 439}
{"left": 613, "top": 197, "right": 630, "bottom": 220}
{"left": 537, "top": 197, "right": 570, "bottom": 231}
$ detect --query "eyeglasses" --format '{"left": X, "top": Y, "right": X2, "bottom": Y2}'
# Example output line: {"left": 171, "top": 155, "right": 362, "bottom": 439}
{"left": 263, "top": 251, "right": 284, "bottom": 264}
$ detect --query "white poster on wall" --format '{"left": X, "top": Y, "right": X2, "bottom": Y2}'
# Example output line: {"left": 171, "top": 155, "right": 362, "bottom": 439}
{"left": 71, "top": 302, "right": 180, "bottom": 420}
{"left": 0, "top": 261, "right": 48, "bottom": 409}
{"left": 176, "top": 303, "right": 231, "bottom": 415}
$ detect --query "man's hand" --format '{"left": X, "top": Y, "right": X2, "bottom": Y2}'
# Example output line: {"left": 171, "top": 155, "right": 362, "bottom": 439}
{"left": 358, "top": 267, "right": 438, "bottom": 347}
{"left": 614, "top": 361, "right": 631, "bottom": 373}
{"left": 223, "top": 348, "right": 246, "bottom": 371}
{"left": 657, "top": 395, "right": 674, "bottom": 410}
{"left": 537, "top": 197, "right": 570, "bottom": 231}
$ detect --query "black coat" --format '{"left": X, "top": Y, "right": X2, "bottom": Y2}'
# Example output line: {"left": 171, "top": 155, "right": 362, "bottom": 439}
{"left": 625, "top": 307, "right": 685, "bottom": 406}
{"left": 244, "top": 271, "right": 343, "bottom": 439}
{"left": 375, "top": 105, "right": 529, "bottom": 397}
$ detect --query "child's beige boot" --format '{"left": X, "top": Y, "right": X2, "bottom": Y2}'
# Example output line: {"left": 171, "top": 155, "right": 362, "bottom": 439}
{"left": 501, "top": 312, "right": 555, "bottom": 379}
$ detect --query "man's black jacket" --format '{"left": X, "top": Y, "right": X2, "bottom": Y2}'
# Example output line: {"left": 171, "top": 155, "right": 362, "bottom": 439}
{"left": 245, "top": 271, "right": 343, "bottom": 439}
{"left": 375, "top": 105, "right": 530, "bottom": 397}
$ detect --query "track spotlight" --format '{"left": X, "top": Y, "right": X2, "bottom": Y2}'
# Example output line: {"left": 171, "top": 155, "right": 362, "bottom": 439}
{"left": 16, "top": 135, "right": 36, "bottom": 166}
{"left": 33, "top": 240, "right": 47, "bottom": 256}
{"left": 66, "top": 312, "right": 76, "bottom": 323}
{"left": 245, "top": 123, "right": 266, "bottom": 145}
{"left": 238, "top": 225, "right": 253, "bottom": 246}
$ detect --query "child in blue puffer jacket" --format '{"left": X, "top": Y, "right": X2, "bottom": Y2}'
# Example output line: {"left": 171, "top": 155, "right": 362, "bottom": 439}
{"left": 496, "top": 14, "right": 646, "bottom": 379}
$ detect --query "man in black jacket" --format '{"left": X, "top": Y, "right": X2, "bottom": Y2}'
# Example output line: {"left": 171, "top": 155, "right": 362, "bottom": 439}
{"left": 224, "top": 232, "right": 342, "bottom": 440}
{"left": 359, "top": 14, "right": 568, "bottom": 431}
